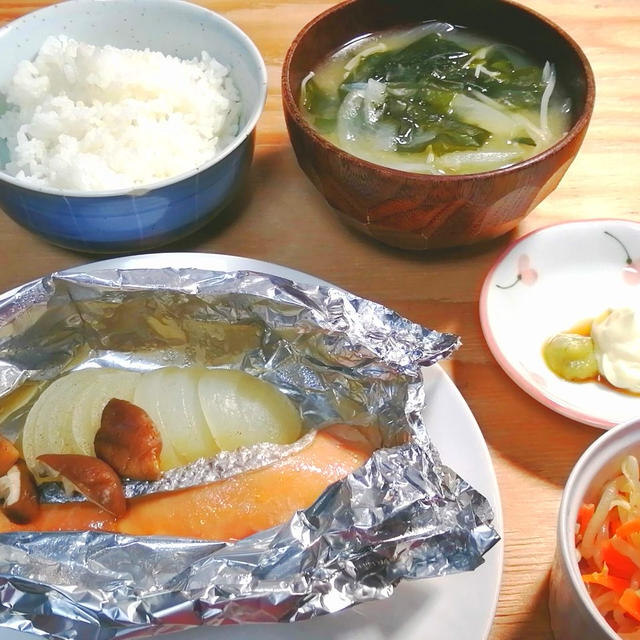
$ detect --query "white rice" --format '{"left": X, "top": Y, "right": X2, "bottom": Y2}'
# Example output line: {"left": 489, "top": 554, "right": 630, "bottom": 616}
{"left": 0, "top": 35, "right": 240, "bottom": 191}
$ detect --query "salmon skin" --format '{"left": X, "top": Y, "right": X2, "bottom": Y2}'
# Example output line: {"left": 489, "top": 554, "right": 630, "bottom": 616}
{"left": 0, "top": 424, "right": 377, "bottom": 541}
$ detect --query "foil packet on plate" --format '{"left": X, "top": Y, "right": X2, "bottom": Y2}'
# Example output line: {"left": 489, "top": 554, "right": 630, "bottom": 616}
{"left": 0, "top": 265, "right": 499, "bottom": 639}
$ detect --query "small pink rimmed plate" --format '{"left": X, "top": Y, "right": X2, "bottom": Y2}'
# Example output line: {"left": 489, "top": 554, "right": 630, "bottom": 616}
{"left": 480, "top": 219, "right": 640, "bottom": 429}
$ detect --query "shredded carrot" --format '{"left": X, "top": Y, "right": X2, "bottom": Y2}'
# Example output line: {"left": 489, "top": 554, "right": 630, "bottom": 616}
{"left": 582, "top": 570, "right": 629, "bottom": 594}
{"left": 600, "top": 540, "right": 639, "bottom": 580}
{"left": 616, "top": 518, "right": 640, "bottom": 540}
{"left": 620, "top": 589, "right": 640, "bottom": 623}
{"left": 578, "top": 503, "right": 595, "bottom": 535}
{"left": 578, "top": 456, "right": 640, "bottom": 636}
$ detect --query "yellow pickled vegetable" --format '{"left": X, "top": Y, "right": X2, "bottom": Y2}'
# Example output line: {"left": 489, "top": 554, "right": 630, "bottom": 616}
{"left": 543, "top": 333, "right": 598, "bottom": 381}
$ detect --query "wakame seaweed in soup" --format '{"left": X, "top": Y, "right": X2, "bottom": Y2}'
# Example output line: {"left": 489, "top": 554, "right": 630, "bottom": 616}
{"left": 300, "top": 22, "right": 572, "bottom": 175}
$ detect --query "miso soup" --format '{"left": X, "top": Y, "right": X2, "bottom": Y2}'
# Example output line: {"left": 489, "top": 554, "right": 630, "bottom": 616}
{"left": 300, "top": 22, "right": 572, "bottom": 175}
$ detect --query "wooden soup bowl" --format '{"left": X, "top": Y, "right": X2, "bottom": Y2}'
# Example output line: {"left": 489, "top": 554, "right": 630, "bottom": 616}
{"left": 282, "top": 0, "right": 595, "bottom": 250}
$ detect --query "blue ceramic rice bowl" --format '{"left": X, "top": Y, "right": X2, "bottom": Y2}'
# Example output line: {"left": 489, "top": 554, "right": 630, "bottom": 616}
{"left": 0, "top": 0, "right": 267, "bottom": 253}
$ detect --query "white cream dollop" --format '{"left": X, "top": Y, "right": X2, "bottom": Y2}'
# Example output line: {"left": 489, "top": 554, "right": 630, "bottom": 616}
{"left": 591, "top": 308, "right": 640, "bottom": 393}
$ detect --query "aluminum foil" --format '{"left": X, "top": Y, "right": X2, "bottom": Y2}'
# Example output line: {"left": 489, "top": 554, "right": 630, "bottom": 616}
{"left": 0, "top": 265, "right": 499, "bottom": 639}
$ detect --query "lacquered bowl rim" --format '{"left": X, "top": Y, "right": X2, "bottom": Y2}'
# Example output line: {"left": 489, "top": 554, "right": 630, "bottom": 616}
{"left": 282, "top": 0, "right": 596, "bottom": 182}
{"left": 0, "top": 0, "right": 268, "bottom": 199}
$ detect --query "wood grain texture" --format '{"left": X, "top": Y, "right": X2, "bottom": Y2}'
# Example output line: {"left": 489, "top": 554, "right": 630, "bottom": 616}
{"left": 0, "top": 0, "right": 639, "bottom": 638}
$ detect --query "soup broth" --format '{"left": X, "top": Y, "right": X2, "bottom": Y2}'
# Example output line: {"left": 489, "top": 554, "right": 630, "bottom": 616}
{"left": 300, "top": 22, "right": 572, "bottom": 175}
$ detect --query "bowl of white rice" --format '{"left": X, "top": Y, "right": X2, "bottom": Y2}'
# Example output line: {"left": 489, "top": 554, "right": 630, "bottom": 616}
{"left": 0, "top": 0, "right": 267, "bottom": 252}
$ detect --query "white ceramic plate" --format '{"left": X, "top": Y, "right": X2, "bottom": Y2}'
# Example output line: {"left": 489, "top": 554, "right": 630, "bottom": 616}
{"left": 3, "top": 253, "right": 503, "bottom": 640}
{"left": 480, "top": 219, "right": 640, "bottom": 428}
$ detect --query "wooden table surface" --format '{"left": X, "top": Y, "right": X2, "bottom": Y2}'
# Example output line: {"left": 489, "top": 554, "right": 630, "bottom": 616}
{"left": 0, "top": 0, "right": 639, "bottom": 638}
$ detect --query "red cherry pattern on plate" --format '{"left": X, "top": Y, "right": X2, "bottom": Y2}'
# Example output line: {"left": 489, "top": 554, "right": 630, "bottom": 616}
{"left": 496, "top": 254, "right": 538, "bottom": 289}
{"left": 605, "top": 230, "right": 640, "bottom": 285}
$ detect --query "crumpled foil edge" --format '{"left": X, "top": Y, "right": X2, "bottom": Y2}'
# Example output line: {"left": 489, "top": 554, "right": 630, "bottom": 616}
{"left": 0, "top": 266, "right": 498, "bottom": 639}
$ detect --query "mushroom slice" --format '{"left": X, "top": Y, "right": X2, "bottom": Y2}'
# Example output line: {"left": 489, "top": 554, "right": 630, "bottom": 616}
{"left": 71, "top": 370, "right": 141, "bottom": 457}
{"left": 96, "top": 399, "right": 162, "bottom": 481}
{"left": 37, "top": 454, "right": 126, "bottom": 518}
{"left": 0, "top": 461, "right": 40, "bottom": 524}
{"left": 0, "top": 436, "right": 20, "bottom": 477}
